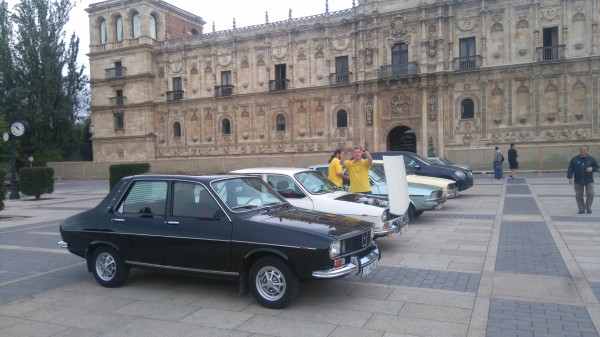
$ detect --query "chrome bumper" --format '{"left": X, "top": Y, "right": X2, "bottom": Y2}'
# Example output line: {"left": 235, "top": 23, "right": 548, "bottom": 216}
{"left": 58, "top": 240, "right": 68, "bottom": 248}
{"left": 445, "top": 187, "right": 459, "bottom": 199}
{"left": 312, "top": 246, "right": 380, "bottom": 279}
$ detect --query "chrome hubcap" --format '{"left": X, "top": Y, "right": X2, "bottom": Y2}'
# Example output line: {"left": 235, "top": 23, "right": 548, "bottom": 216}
{"left": 255, "top": 266, "right": 286, "bottom": 301}
{"left": 96, "top": 252, "right": 116, "bottom": 281}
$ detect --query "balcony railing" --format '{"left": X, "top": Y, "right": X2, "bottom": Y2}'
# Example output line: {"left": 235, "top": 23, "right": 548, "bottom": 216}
{"left": 105, "top": 67, "right": 127, "bottom": 79}
{"left": 379, "top": 63, "right": 418, "bottom": 78}
{"left": 108, "top": 96, "right": 126, "bottom": 106}
{"left": 536, "top": 45, "right": 566, "bottom": 61}
{"left": 269, "top": 79, "right": 290, "bottom": 91}
{"left": 329, "top": 71, "right": 352, "bottom": 85}
{"left": 453, "top": 55, "right": 482, "bottom": 70}
{"left": 166, "top": 90, "right": 184, "bottom": 101}
{"left": 215, "top": 85, "right": 234, "bottom": 97}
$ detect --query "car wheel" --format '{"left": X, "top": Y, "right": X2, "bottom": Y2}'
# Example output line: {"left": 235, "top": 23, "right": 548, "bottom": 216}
{"left": 91, "top": 246, "right": 129, "bottom": 288}
{"left": 414, "top": 210, "right": 424, "bottom": 218}
{"left": 407, "top": 204, "right": 416, "bottom": 221}
{"left": 249, "top": 256, "right": 299, "bottom": 309}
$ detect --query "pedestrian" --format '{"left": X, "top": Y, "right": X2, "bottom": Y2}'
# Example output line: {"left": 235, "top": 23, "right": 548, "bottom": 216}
{"left": 567, "top": 145, "right": 599, "bottom": 214}
{"left": 507, "top": 143, "right": 518, "bottom": 181}
{"left": 492, "top": 146, "right": 503, "bottom": 180}
{"left": 328, "top": 148, "right": 349, "bottom": 188}
{"left": 342, "top": 145, "right": 373, "bottom": 193}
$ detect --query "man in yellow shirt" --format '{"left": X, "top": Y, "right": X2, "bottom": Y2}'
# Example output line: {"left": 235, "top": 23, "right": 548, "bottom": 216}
{"left": 343, "top": 145, "right": 373, "bottom": 193}
{"left": 328, "top": 148, "right": 349, "bottom": 187}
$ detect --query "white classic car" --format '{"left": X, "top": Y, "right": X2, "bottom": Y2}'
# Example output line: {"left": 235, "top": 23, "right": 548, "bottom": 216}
{"left": 230, "top": 167, "right": 410, "bottom": 238}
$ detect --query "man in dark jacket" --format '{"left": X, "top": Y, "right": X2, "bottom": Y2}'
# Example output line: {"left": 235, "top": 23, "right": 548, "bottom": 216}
{"left": 567, "top": 145, "right": 599, "bottom": 214}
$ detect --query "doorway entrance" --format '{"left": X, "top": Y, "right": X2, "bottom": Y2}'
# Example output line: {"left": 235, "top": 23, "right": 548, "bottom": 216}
{"left": 388, "top": 126, "right": 417, "bottom": 152}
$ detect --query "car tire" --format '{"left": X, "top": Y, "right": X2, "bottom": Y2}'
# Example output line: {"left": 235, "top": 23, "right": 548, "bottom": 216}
{"left": 407, "top": 204, "right": 416, "bottom": 221}
{"left": 91, "top": 246, "right": 129, "bottom": 288}
{"left": 414, "top": 210, "right": 424, "bottom": 218}
{"left": 249, "top": 256, "right": 299, "bottom": 309}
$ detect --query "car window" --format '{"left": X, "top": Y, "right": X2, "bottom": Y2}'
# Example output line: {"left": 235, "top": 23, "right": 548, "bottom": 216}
{"left": 295, "top": 171, "right": 337, "bottom": 194}
{"left": 369, "top": 166, "right": 386, "bottom": 182}
{"left": 118, "top": 180, "right": 167, "bottom": 215}
{"left": 313, "top": 167, "right": 328, "bottom": 177}
{"left": 267, "top": 174, "right": 306, "bottom": 199}
{"left": 212, "top": 177, "right": 285, "bottom": 212}
{"left": 172, "top": 182, "right": 221, "bottom": 218}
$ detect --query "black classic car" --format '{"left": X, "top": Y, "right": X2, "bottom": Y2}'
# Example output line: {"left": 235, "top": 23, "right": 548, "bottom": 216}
{"left": 58, "top": 174, "right": 379, "bottom": 309}
{"left": 370, "top": 151, "right": 474, "bottom": 191}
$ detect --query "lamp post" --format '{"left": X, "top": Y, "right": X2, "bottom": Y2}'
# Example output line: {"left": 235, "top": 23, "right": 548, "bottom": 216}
{"left": 8, "top": 135, "right": 19, "bottom": 199}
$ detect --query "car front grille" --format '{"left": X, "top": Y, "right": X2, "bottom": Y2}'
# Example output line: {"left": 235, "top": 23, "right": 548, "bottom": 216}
{"left": 342, "top": 231, "right": 372, "bottom": 255}
{"left": 430, "top": 190, "right": 443, "bottom": 199}
{"left": 448, "top": 183, "right": 456, "bottom": 190}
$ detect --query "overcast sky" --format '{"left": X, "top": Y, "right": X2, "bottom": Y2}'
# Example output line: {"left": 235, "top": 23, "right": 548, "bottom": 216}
{"left": 5, "top": 0, "right": 353, "bottom": 72}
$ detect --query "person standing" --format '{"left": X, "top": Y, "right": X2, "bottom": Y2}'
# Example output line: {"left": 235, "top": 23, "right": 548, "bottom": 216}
{"left": 493, "top": 146, "right": 503, "bottom": 180}
{"left": 567, "top": 145, "right": 599, "bottom": 214}
{"left": 507, "top": 143, "right": 519, "bottom": 181}
{"left": 343, "top": 145, "right": 373, "bottom": 193}
{"left": 327, "top": 148, "right": 349, "bottom": 188}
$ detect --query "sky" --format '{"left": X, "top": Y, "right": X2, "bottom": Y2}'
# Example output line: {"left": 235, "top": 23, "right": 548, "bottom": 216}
{"left": 5, "top": 0, "right": 353, "bottom": 72}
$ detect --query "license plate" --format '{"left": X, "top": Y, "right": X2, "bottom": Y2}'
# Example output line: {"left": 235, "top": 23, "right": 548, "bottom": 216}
{"left": 362, "top": 260, "right": 377, "bottom": 277}
{"left": 435, "top": 203, "right": 443, "bottom": 210}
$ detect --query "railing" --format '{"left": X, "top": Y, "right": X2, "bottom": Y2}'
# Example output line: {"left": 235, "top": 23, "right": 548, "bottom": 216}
{"left": 166, "top": 90, "right": 184, "bottom": 101}
{"left": 452, "top": 55, "right": 482, "bottom": 70}
{"left": 379, "top": 63, "right": 418, "bottom": 78}
{"left": 214, "top": 85, "right": 234, "bottom": 97}
{"left": 269, "top": 79, "right": 290, "bottom": 91}
{"left": 105, "top": 67, "right": 127, "bottom": 79}
{"left": 536, "top": 45, "right": 566, "bottom": 61}
{"left": 108, "top": 96, "right": 126, "bottom": 106}
{"left": 329, "top": 71, "right": 352, "bottom": 85}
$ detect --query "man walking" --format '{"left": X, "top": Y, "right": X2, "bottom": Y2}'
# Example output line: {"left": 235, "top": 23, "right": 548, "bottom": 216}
{"left": 508, "top": 143, "right": 518, "bottom": 181}
{"left": 567, "top": 145, "right": 599, "bottom": 214}
{"left": 492, "top": 146, "right": 503, "bottom": 180}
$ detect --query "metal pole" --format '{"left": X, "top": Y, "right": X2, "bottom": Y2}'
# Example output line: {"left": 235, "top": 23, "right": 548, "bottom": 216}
{"left": 9, "top": 137, "right": 20, "bottom": 200}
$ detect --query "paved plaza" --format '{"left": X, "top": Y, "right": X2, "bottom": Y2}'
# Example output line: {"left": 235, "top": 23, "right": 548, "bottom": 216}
{"left": 0, "top": 173, "right": 599, "bottom": 337}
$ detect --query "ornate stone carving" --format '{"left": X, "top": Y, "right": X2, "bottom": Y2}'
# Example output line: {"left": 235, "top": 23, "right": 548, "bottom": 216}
{"left": 366, "top": 105, "right": 373, "bottom": 126}
{"left": 331, "top": 35, "right": 351, "bottom": 51}
{"left": 169, "top": 60, "right": 183, "bottom": 73}
{"left": 541, "top": 7, "right": 559, "bottom": 22}
{"left": 456, "top": 17, "right": 479, "bottom": 31}
{"left": 390, "top": 92, "right": 412, "bottom": 116}
{"left": 218, "top": 54, "right": 232, "bottom": 67}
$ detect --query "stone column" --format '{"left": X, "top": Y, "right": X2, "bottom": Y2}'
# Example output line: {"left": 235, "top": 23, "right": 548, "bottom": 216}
{"left": 420, "top": 79, "right": 428, "bottom": 155}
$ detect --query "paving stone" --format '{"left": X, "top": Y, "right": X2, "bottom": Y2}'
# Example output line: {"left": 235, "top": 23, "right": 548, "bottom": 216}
{"left": 503, "top": 197, "right": 542, "bottom": 215}
{"left": 589, "top": 282, "right": 600, "bottom": 303}
{"left": 506, "top": 185, "right": 532, "bottom": 194}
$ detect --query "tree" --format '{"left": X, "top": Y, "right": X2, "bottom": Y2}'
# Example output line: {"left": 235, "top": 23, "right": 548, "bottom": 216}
{"left": 9, "top": 0, "right": 87, "bottom": 162}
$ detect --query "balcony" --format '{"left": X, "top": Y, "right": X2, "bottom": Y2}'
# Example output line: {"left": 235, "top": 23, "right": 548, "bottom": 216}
{"left": 166, "top": 90, "right": 184, "bottom": 101}
{"left": 269, "top": 79, "right": 290, "bottom": 91}
{"left": 536, "top": 45, "right": 566, "bottom": 61}
{"left": 105, "top": 67, "right": 127, "bottom": 79}
{"left": 329, "top": 71, "right": 352, "bottom": 85}
{"left": 214, "top": 85, "right": 234, "bottom": 97}
{"left": 452, "top": 55, "right": 482, "bottom": 70}
{"left": 380, "top": 63, "right": 418, "bottom": 78}
{"left": 108, "top": 96, "right": 126, "bottom": 106}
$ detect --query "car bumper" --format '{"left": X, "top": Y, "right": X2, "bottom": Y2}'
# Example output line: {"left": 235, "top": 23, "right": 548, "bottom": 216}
{"left": 419, "top": 197, "right": 444, "bottom": 210}
{"left": 457, "top": 177, "right": 474, "bottom": 191}
{"left": 312, "top": 246, "right": 380, "bottom": 279}
{"left": 445, "top": 187, "right": 459, "bottom": 198}
{"left": 374, "top": 214, "right": 410, "bottom": 238}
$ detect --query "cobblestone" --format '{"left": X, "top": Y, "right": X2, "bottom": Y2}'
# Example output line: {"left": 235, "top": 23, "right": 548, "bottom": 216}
{"left": 503, "top": 197, "right": 542, "bottom": 215}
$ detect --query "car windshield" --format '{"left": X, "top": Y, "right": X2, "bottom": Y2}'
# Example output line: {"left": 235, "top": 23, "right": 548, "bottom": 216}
{"left": 369, "top": 165, "right": 386, "bottom": 182}
{"left": 211, "top": 177, "right": 287, "bottom": 212}
{"left": 410, "top": 153, "right": 434, "bottom": 165}
{"left": 294, "top": 171, "right": 338, "bottom": 194}
{"left": 439, "top": 158, "right": 453, "bottom": 165}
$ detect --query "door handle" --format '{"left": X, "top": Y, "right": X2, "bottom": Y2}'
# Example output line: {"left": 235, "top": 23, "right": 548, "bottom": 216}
{"left": 166, "top": 221, "right": 179, "bottom": 225}
{"left": 111, "top": 218, "right": 125, "bottom": 222}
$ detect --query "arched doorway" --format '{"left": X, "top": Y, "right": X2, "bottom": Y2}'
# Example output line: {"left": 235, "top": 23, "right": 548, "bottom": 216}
{"left": 388, "top": 126, "right": 417, "bottom": 152}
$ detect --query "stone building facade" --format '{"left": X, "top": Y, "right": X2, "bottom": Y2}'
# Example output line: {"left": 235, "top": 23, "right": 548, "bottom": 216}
{"left": 86, "top": 0, "right": 600, "bottom": 171}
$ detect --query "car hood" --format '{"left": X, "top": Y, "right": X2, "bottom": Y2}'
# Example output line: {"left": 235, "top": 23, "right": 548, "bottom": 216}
{"left": 407, "top": 174, "right": 455, "bottom": 188}
{"left": 251, "top": 206, "right": 373, "bottom": 238}
{"left": 408, "top": 182, "right": 441, "bottom": 195}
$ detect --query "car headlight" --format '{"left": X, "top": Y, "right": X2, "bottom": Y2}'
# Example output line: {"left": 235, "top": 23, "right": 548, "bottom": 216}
{"left": 381, "top": 209, "right": 389, "bottom": 221}
{"left": 330, "top": 241, "right": 342, "bottom": 258}
{"left": 454, "top": 171, "right": 466, "bottom": 178}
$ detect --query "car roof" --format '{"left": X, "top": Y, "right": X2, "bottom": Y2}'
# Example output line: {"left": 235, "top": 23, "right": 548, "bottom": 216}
{"left": 231, "top": 167, "right": 314, "bottom": 175}
{"left": 126, "top": 174, "right": 248, "bottom": 183}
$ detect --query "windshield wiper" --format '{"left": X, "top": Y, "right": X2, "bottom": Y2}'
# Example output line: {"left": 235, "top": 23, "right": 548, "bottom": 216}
{"left": 231, "top": 205, "right": 259, "bottom": 210}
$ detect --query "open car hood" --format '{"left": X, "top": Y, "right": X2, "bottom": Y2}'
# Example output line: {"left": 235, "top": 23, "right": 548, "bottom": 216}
{"left": 381, "top": 156, "right": 410, "bottom": 215}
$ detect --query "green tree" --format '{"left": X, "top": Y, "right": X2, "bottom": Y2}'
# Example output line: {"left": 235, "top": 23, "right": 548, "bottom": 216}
{"left": 9, "top": 0, "right": 87, "bottom": 162}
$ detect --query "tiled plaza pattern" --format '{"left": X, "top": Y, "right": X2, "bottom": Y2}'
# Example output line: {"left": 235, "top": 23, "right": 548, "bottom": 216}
{"left": 0, "top": 175, "right": 598, "bottom": 337}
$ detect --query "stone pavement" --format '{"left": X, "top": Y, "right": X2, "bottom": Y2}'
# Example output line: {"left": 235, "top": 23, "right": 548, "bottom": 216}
{"left": 0, "top": 174, "right": 599, "bottom": 337}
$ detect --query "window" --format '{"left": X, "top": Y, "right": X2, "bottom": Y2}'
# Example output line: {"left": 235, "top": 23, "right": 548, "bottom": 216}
{"left": 542, "top": 27, "right": 559, "bottom": 60}
{"left": 334, "top": 56, "right": 350, "bottom": 84}
{"left": 100, "top": 19, "right": 107, "bottom": 43}
{"left": 274, "top": 64, "right": 287, "bottom": 90}
{"left": 150, "top": 14, "right": 157, "bottom": 39}
{"left": 222, "top": 119, "right": 231, "bottom": 135}
{"left": 117, "top": 180, "right": 167, "bottom": 215}
{"left": 115, "top": 61, "right": 123, "bottom": 77}
{"left": 221, "top": 71, "right": 232, "bottom": 85}
{"left": 276, "top": 114, "right": 285, "bottom": 132}
{"left": 172, "top": 182, "right": 220, "bottom": 218}
{"left": 169, "top": 77, "right": 183, "bottom": 100}
{"left": 218, "top": 71, "right": 233, "bottom": 96}
{"left": 116, "top": 16, "right": 123, "bottom": 41}
{"left": 391, "top": 43, "right": 409, "bottom": 75}
{"left": 173, "top": 77, "right": 182, "bottom": 91}
{"left": 459, "top": 37, "right": 476, "bottom": 69}
{"left": 132, "top": 12, "right": 140, "bottom": 38}
{"left": 173, "top": 122, "right": 182, "bottom": 138}
{"left": 113, "top": 111, "right": 124, "bottom": 130}
{"left": 460, "top": 99, "right": 474, "bottom": 119}
{"left": 337, "top": 110, "right": 348, "bottom": 128}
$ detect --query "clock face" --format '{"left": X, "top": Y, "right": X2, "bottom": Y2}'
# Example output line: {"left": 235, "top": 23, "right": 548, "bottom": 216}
{"left": 11, "top": 122, "right": 25, "bottom": 137}
{"left": 2, "top": 132, "right": 8, "bottom": 142}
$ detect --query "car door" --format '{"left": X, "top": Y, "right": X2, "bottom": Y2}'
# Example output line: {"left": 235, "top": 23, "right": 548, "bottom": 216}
{"left": 266, "top": 174, "right": 314, "bottom": 210}
{"left": 162, "top": 181, "right": 233, "bottom": 272}
{"left": 110, "top": 179, "right": 167, "bottom": 265}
